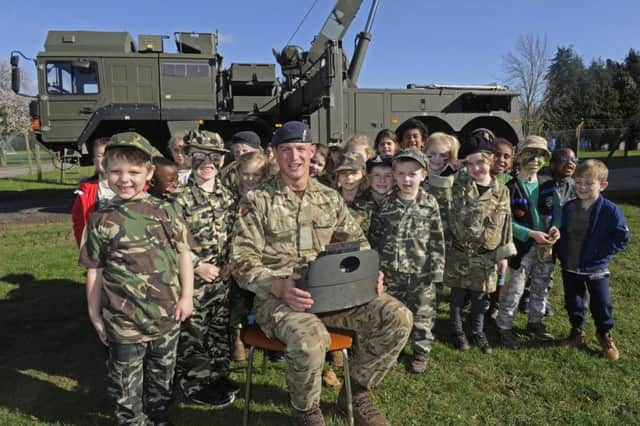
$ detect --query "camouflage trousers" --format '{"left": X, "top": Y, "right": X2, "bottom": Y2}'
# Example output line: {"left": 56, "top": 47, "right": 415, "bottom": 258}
{"left": 496, "top": 246, "right": 554, "bottom": 329}
{"left": 384, "top": 272, "right": 436, "bottom": 355}
{"left": 176, "top": 277, "right": 231, "bottom": 397}
{"left": 255, "top": 292, "right": 412, "bottom": 411}
{"left": 230, "top": 279, "right": 254, "bottom": 329}
{"left": 107, "top": 326, "right": 179, "bottom": 426}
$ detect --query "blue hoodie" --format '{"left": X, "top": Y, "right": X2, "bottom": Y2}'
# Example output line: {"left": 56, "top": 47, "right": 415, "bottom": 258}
{"left": 557, "top": 196, "right": 630, "bottom": 274}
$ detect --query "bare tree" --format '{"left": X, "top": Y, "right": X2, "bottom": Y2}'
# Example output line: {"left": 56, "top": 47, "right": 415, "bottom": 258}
{"left": 503, "top": 34, "right": 549, "bottom": 136}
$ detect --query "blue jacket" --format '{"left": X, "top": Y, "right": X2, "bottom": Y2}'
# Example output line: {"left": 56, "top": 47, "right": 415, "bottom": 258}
{"left": 557, "top": 196, "right": 630, "bottom": 273}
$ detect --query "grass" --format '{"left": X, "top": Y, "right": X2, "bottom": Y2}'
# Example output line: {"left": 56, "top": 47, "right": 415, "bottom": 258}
{"left": 0, "top": 175, "right": 639, "bottom": 425}
{"left": 2, "top": 151, "right": 54, "bottom": 167}
{"left": 579, "top": 149, "right": 640, "bottom": 169}
{"left": 0, "top": 167, "right": 94, "bottom": 200}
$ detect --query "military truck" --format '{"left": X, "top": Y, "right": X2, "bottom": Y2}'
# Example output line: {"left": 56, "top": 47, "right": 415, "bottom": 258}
{"left": 11, "top": 0, "right": 522, "bottom": 159}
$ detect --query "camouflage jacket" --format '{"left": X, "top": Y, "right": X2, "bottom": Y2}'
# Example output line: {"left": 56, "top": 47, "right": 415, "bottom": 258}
{"left": 349, "top": 188, "right": 385, "bottom": 235}
{"left": 369, "top": 188, "right": 445, "bottom": 281}
{"left": 230, "top": 175, "right": 368, "bottom": 297}
{"left": 79, "top": 196, "right": 191, "bottom": 343}
{"left": 426, "top": 173, "right": 455, "bottom": 241}
{"left": 219, "top": 160, "right": 239, "bottom": 194}
{"left": 170, "top": 175, "right": 236, "bottom": 268}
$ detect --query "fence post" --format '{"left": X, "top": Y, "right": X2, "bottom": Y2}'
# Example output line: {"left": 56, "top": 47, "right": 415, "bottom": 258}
{"left": 34, "top": 141, "right": 43, "bottom": 181}
{"left": 24, "top": 130, "right": 33, "bottom": 174}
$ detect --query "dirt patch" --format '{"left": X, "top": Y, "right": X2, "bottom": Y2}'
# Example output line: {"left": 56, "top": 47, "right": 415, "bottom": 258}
{"left": 0, "top": 194, "right": 73, "bottom": 224}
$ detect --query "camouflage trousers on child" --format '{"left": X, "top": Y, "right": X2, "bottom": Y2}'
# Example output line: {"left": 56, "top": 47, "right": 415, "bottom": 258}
{"left": 107, "top": 326, "right": 180, "bottom": 426}
{"left": 176, "top": 277, "right": 231, "bottom": 397}
{"left": 384, "top": 272, "right": 436, "bottom": 356}
{"left": 496, "top": 245, "right": 554, "bottom": 330}
{"left": 255, "top": 292, "right": 413, "bottom": 411}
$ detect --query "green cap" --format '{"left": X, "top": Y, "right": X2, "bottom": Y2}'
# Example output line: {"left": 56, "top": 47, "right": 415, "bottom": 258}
{"left": 184, "top": 130, "right": 228, "bottom": 152}
{"left": 107, "top": 132, "right": 157, "bottom": 157}
{"left": 335, "top": 152, "right": 366, "bottom": 172}
{"left": 393, "top": 148, "right": 427, "bottom": 169}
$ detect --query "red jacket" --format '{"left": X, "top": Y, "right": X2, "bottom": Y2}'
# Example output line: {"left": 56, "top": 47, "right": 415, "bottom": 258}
{"left": 71, "top": 178, "right": 99, "bottom": 247}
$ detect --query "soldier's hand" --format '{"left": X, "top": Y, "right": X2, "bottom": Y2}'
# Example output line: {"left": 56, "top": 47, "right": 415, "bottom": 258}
{"left": 529, "top": 230, "right": 552, "bottom": 245}
{"left": 91, "top": 317, "right": 108, "bottom": 346}
{"left": 376, "top": 271, "right": 385, "bottom": 296}
{"left": 272, "top": 273, "right": 314, "bottom": 312}
{"left": 547, "top": 226, "right": 560, "bottom": 243}
{"left": 175, "top": 296, "right": 194, "bottom": 321}
{"left": 195, "top": 263, "right": 220, "bottom": 282}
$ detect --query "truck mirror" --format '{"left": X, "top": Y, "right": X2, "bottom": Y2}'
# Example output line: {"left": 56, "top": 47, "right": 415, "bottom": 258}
{"left": 72, "top": 59, "right": 91, "bottom": 70}
{"left": 11, "top": 54, "right": 20, "bottom": 94}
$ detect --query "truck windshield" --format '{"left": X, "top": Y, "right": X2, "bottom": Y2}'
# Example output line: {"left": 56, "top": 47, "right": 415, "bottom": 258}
{"left": 46, "top": 61, "right": 99, "bottom": 95}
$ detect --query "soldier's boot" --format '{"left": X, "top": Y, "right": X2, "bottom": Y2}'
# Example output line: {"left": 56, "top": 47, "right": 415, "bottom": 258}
{"left": 292, "top": 402, "right": 326, "bottom": 426}
{"left": 232, "top": 328, "right": 246, "bottom": 362}
{"left": 596, "top": 332, "right": 619, "bottom": 361}
{"left": 499, "top": 328, "right": 519, "bottom": 349}
{"left": 561, "top": 328, "right": 586, "bottom": 348}
{"left": 527, "top": 322, "right": 555, "bottom": 341}
{"left": 322, "top": 367, "right": 341, "bottom": 387}
{"left": 330, "top": 350, "right": 344, "bottom": 367}
{"left": 338, "top": 383, "right": 390, "bottom": 426}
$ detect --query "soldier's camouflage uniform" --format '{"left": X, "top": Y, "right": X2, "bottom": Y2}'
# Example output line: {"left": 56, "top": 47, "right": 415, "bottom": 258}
{"left": 79, "top": 195, "right": 191, "bottom": 425}
{"left": 444, "top": 174, "right": 517, "bottom": 335}
{"left": 369, "top": 187, "right": 445, "bottom": 356}
{"left": 230, "top": 175, "right": 412, "bottom": 411}
{"left": 170, "top": 175, "right": 236, "bottom": 397}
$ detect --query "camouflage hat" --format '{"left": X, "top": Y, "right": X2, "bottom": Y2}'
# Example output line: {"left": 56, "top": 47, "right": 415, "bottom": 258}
{"left": 107, "top": 132, "right": 156, "bottom": 157}
{"left": 393, "top": 148, "right": 427, "bottom": 169}
{"left": 335, "top": 152, "right": 366, "bottom": 172}
{"left": 517, "top": 135, "right": 550, "bottom": 159}
{"left": 366, "top": 154, "right": 393, "bottom": 173}
{"left": 271, "top": 121, "right": 312, "bottom": 146}
{"left": 184, "top": 130, "right": 228, "bottom": 153}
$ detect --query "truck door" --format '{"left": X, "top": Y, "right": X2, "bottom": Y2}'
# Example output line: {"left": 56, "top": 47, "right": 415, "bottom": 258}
{"left": 39, "top": 58, "right": 101, "bottom": 145}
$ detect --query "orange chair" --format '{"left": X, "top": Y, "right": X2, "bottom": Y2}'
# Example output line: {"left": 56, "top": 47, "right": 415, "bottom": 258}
{"left": 242, "top": 324, "right": 354, "bottom": 426}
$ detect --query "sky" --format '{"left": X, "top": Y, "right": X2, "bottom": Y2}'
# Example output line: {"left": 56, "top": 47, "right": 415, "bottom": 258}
{"left": 2, "top": 0, "right": 639, "bottom": 90}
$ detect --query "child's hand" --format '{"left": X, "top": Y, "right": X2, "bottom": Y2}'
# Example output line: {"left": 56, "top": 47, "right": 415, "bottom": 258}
{"left": 91, "top": 317, "right": 108, "bottom": 346}
{"left": 376, "top": 271, "right": 385, "bottom": 296}
{"left": 175, "top": 296, "right": 194, "bottom": 321}
{"left": 547, "top": 226, "right": 560, "bottom": 243}
{"left": 529, "top": 230, "right": 552, "bottom": 244}
{"left": 497, "top": 258, "right": 508, "bottom": 275}
{"left": 195, "top": 263, "right": 220, "bottom": 282}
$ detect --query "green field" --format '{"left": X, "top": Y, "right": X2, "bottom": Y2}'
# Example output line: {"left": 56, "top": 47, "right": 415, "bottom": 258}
{"left": 0, "top": 175, "right": 639, "bottom": 425}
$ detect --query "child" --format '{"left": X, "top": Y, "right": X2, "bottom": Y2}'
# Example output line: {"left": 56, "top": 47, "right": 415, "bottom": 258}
{"left": 351, "top": 154, "right": 394, "bottom": 234}
{"left": 369, "top": 149, "right": 445, "bottom": 373}
{"left": 344, "top": 134, "right": 376, "bottom": 160}
{"left": 220, "top": 130, "right": 263, "bottom": 193}
{"left": 547, "top": 148, "right": 577, "bottom": 206}
{"left": 425, "top": 132, "right": 459, "bottom": 178}
{"left": 493, "top": 138, "right": 515, "bottom": 185}
{"left": 496, "top": 135, "right": 563, "bottom": 348}
{"left": 79, "top": 132, "right": 194, "bottom": 425}
{"left": 170, "top": 130, "right": 239, "bottom": 408}
{"left": 445, "top": 137, "right": 516, "bottom": 353}
{"left": 168, "top": 132, "right": 191, "bottom": 185}
{"left": 310, "top": 144, "right": 329, "bottom": 178}
{"left": 396, "top": 118, "right": 428, "bottom": 152}
{"left": 335, "top": 152, "right": 367, "bottom": 204}
{"left": 71, "top": 137, "right": 114, "bottom": 247}
{"left": 557, "top": 160, "right": 630, "bottom": 360}
{"left": 149, "top": 157, "right": 179, "bottom": 200}
{"left": 374, "top": 129, "right": 399, "bottom": 157}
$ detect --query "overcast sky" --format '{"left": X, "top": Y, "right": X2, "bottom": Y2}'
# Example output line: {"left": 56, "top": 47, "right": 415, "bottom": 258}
{"left": 2, "top": 0, "right": 638, "bottom": 89}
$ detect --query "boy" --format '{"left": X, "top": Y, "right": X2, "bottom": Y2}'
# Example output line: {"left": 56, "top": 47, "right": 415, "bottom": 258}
{"left": 395, "top": 118, "right": 428, "bottom": 152}
{"left": 547, "top": 148, "right": 577, "bottom": 206}
{"left": 557, "top": 160, "right": 630, "bottom": 360}
{"left": 220, "top": 130, "right": 263, "bottom": 192}
{"left": 79, "top": 132, "right": 194, "bottom": 425}
{"left": 352, "top": 154, "right": 394, "bottom": 233}
{"left": 170, "top": 130, "right": 239, "bottom": 408}
{"left": 369, "top": 149, "right": 445, "bottom": 373}
{"left": 149, "top": 157, "right": 179, "bottom": 200}
{"left": 496, "top": 135, "right": 563, "bottom": 348}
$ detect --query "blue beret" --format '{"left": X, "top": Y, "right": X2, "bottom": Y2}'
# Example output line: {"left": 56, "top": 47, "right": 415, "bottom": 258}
{"left": 271, "top": 121, "right": 312, "bottom": 146}
{"left": 231, "top": 131, "right": 262, "bottom": 149}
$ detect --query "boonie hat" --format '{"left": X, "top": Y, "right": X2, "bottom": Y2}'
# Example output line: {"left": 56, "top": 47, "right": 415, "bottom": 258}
{"left": 184, "top": 130, "right": 228, "bottom": 153}
{"left": 517, "top": 135, "right": 550, "bottom": 159}
{"left": 230, "top": 131, "right": 262, "bottom": 149}
{"left": 393, "top": 148, "right": 427, "bottom": 169}
{"left": 271, "top": 121, "right": 312, "bottom": 146}
{"left": 107, "top": 132, "right": 157, "bottom": 157}
{"left": 366, "top": 155, "right": 393, "bottom": 173}
{"left": 335, "top": 152, "right": 366, "bottom": 172}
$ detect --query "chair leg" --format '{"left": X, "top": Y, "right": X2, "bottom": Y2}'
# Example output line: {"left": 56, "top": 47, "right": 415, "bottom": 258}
{"left": 262, "top": 349, "right": 269, "bottom": 373}
{"left": 243, "top": 346, "right": 256, "bottom": 426}
{"left": 342, "top": 348, "right": 354, "bottom": 426}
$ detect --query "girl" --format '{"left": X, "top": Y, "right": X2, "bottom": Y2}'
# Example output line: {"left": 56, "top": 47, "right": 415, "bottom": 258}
{"left": 374, "top": 129, "right": 399, "bottom": 157}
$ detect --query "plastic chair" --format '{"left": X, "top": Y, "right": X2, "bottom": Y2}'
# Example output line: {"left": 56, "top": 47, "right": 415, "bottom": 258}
{"left": 242, "top": 324, "right": 354, "bottom": 426}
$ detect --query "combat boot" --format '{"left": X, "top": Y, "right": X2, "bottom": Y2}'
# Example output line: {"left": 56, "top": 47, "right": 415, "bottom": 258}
{"left": 232, "top": 328, "right": 246, "bottom": 362}
{"left": 338, "top": 383, "right": 390, "bottom": 426}
{"left": 596, "top": 332, "right": 619, "bottom": 361}
{"left": 292, "top": 402, "right": 326, "bottom": 426}
{"left": 561, "top": 328, "right": 586, "bottom": 348}
{"left": 408, "top": 353, "right": 428, "bottom": 374}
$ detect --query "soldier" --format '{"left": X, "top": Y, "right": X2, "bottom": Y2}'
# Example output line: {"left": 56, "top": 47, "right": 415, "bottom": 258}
{"left": 445, "top": 136, "right": 516, "bottom": 353}
{"left": 369, "top": 149, "right": 445, "bottom": 374}
{"left": 79, "top": 132, "right": 194, "bottom": 425}
{"left": 230, "top": 121, "right": 413, "bottom": 426}
{"left": 170, "top": 130, "right": 239, "bottom": 408}
{"left": 219, "top": 130, "right": 263, "bottom": 193}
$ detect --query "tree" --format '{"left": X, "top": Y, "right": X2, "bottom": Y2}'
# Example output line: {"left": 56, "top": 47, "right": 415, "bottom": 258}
{"left": 0, "top": 60, "right": 31, "bottom": 166}
{"left": 503, "top": 34, "right": 549, "bottom": 135}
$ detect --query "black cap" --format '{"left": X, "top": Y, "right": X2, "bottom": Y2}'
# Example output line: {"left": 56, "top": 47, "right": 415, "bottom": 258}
{"left": 230, "top": 131, "right": 262, "bottom": 149}
{"left": 459, "top": 128, "right": 496, "bottom": 159}
{"left": 271, "top": 121, "right": 312, "bottom": 146}
{"left": 366, "top": 155, "right": 393, "bottom": 173}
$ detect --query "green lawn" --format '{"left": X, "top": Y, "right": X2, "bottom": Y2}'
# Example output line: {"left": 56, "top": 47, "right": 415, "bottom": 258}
{"left": 0, "top": 191, "right": 638, "bottom": 424}
{"left": 579, "top": 149, "right": 640, "bottom": 169}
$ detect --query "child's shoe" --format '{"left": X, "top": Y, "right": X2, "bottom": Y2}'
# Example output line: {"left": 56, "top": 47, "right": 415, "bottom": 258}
{"left": 499, "top": 328, "right": 519, "bottom": 349}
{"left": 470, "top": 332, "right": 492, "bottom": 354}
{"left": 452, "top": 333, "right": 470, "bottom": 351}
{"left": 561, "top": 328, "right": 586, "bottom": 348}
{"left": 408, "top": 353, "right": 428, "bottom": 374}
{"left": 596, "top": 332, "right": 619, "bottom": 361}
{"left": 527, "top": 322, "right": 554, "bottom": 341}
{"left": 322, "top": 368, "right": 341, "bottom": 387}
